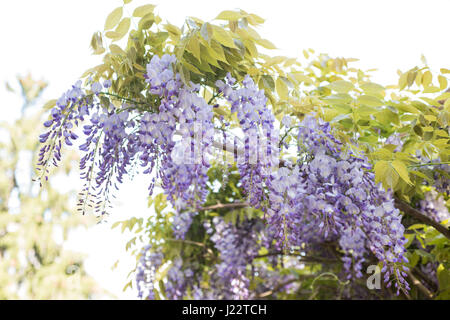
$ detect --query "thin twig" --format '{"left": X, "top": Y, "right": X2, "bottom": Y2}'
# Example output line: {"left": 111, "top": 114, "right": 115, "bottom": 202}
{"left": 408, "top": 161, "right": 450, "bottom": 168}
{"left": 98, "top": 92, "right": 147, "bottom": 105}
{"left": 394, "top": 198, "right": 450, "bottom": 240}
{"left": 406, "top": 270, "right": 434, "bottom": 299}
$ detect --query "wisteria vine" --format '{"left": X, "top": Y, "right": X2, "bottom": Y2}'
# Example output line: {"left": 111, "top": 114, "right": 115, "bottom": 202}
{"left": 36, "top": 53, "right": 421, "bottom": 299}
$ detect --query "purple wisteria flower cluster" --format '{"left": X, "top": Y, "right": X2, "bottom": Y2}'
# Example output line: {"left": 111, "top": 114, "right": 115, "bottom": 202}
{"left": 420, "top": 190, "right": 450, "bottom": 223}
{"left": 38, "top": 54, "right": 215, "bottom": 218}
{"left": 136, "top": 245, "right": 164, "bottom": 300}
{"left": 216, "top": 73, "right": 279, "bottom": 208}
{"left": 209, "top": 217, "right": 261, "bottom": 299}
{"left": 266, "top": 116, "right": 410, "bottom": 294}
{"left": 37, "top": 53, "right": 414, "bottom": 299}
{"left": 37, "top": 80, "right": 88, "bottom": 182}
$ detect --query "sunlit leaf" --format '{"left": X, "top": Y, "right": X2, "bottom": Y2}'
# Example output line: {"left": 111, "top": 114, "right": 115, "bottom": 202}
{"left": 105, "top": 7, "right": 123, "bottom": 30}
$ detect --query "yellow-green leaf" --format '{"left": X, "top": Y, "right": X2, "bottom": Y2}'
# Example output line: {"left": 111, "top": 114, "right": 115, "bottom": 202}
{"left": 256, "top": 38, "right": 276, "bottom": 49}
{"left": 360, "top": 82, "right": 385, "bottom": 95}
{"left": 133, "top": 4, "right": 156, "bottom": 17}
{"left": 276, "top": 77, "right": 289, "bottom": 100}
{"left": 410, "top": 170, "right": 432, "bottom": 183}
{"left": 415, "top": 71, "right": 423, "bottom": 86}
{"left": 422, "top": 71, "right": 432, "bottom": 87}
{"left": 391, "top": 160, "right": 412, "bottom": 185}
{"left": 105, "top": 31, "right": 121, "bottom": 40}
{"left": 212, "top": 26, "right": 236, "bottom": 48}
{"left": 43, "top": 99, "right": 57, "bottom": 110}
{"left": 138, "top": 13, "right": 155, "bottom": 30}
{"left": 215, "top": 10, "right": 242, "bottom": 21}
{"left": 357, "top": 95, "right": 384, "bottom": 107}
{"left": 164, "top": 23, "right": 181, "bottom": 37}
{"left": 187, "top": 37, "right": 201, "bottom": 62}
{"left": 438, "top": 75, "right": 448, "bottom": 90}
{"left": 114, "top": 18, "right": 131, "bottom": 40}
{"left": 133, "top": 63, "right": 146, "bottom": 71}
{"left": 90, "top": 32, "right": 105, "bottom": 55}
{"left": 374, "top": 160, "right": 391, "bottom": 187}
{"left": 247, "top": 13, "right": 265, "bottom": 25}
{"left": 328, "top": 80, "right": 354, "bottom": 93}
{"left": 445, "top": 98, "right": 450, "bottom": 112}
{"left": 398, "top": 72, "right": 408, "bottom": 90}
{"left": 105, "top": 7, "right": 123, "bottom": 30}
{"left": 303, "top": 49, "right": 309, "bottom": 59}
{"left": 424, "top": 115, "right": 437, "bottom": 122}
{"left": 423, "top": 86, "right": 440, "bottom": 93}
{"left": 109, "top": 44, "right": 126, "bottom": 55}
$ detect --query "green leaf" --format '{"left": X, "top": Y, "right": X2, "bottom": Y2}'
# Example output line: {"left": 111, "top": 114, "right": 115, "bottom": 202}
{"left": 90, "top": 32, "right": 105, "bottom": 54}
{"left": 398, "top": 72, "right": 408, "bottom": 90}
{"left": 133, "top": 4, "right": 156, "bottom": 17}
{"left": 374, "top": 160, "right": 389, "bottom": 184}
{"left": 374, "top": 160, "right": 399, "bottom": 189}
{"left": 360, "top": 82, "right": 385, "bottom": 95}
{"left": 437, "top": 264, "right": 450, "bottom": 295}
{"left": 422, "top": 71, "right": 432, "bottom": 87}
{"left": 391, "top": 160, "right": 413, "bottom": 185}
{"left": 164, "top": 23, "right": 181, "bottom": 38}
{"left": 138, "top": 13, "right": 155, "bottom": 30}
{"left": 260, "top": 75, "right": 275, "bottom": 91}
{"left": 111, "top": 221, "right": 121, "bottom": 229}
{"left": 212, "top": 26, "right": 236, "bottom": 48}
{"left": 357, "top": 95, "right": 384, "bottom": 107}
{"left": 200, "top": 23, "right": 213, "bottom": 41}
{"left": 246, "top": 13, "right": 265, "bottom": 26}
{"left": 276, "top": 77, "right": 289, "bottom": 100}
{"left": 105, "top": 7, "right": 123, "bottom": 30}
{"left": 109, "top": 44, "right": 126, "bottom": 55}
{"left": 410, "top": 170, "right": 433, "bottom": 183}
{"left": 123, "top": 280, "right": 132, "bottom": 291}
{"left": 215, "top": 10, "right": 242, "bottom": 21}
{"left": 438, "top": 75, "right": 448, "bottom": 90}
{"left": 328, "top": 80, "right": 354, "bottom": 93}
{"left": 187, "top": 37, "right": 201, "bottom": 62}
{"left": 105, "top": 31, "right": 121, "bottom": 40}
{"left": 114, "top": 18, "right": 131, "bottom": 40}
{"left": 323, "top": 93, "right": 352, "bottom": 104}
{"left": 256, "top": 38, "right": 276, "bottom": 49}
{"left": 43, "top": 99, "right": 57, "bottom": 110}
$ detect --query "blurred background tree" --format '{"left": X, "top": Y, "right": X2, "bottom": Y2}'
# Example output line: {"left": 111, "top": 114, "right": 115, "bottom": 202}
{"left": 0, "top": 74, "right": 107, "bottom": 299}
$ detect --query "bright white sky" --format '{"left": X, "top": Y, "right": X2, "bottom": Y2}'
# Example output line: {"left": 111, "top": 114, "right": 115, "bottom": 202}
{"left": 0, "top": 0, "right": 449, "bottom": 299}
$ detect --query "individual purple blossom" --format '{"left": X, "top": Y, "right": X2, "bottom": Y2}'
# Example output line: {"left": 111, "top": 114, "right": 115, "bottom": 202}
{"left": 91, "top": 81, "right": 102, "bottom": 94}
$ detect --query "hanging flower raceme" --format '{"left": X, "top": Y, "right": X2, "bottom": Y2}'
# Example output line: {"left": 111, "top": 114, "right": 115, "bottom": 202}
{"left": 37, "top": 46, "right": 417, "bottom": 299}
{"left": 266, "top": 115, "right": 410, "bottom": 294}
{"left": 208, "top": 217, "right": 261, "bottom": 299}
{"left": 136, "top": 245, "right": 164, "bottom": 300}
{"left": 37, "top": 54, "right": 216, "bottom": 217}
{"left": 216, "top": 73, "right": 279, "bottom": 208}
{"left": 37, "top": 80, "right": 89, "bottom": 183}
{"left": 142, "top": 54, "right": 215, "bottom": 236}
